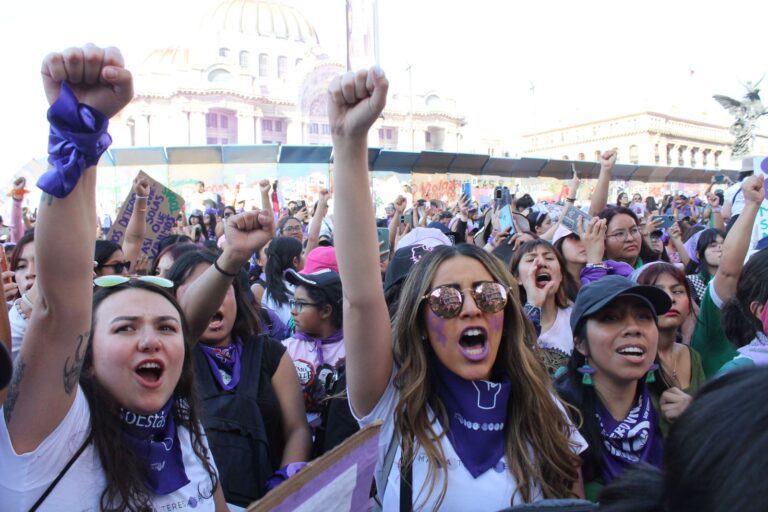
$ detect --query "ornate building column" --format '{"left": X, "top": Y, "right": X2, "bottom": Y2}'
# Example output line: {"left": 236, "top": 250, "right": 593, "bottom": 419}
{"left": 254, "top": 108, "right": 263, "bottom": 144}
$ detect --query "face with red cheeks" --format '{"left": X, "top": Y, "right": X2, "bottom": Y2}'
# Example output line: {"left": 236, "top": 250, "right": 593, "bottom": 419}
{"left": 422, "top": 256, "right": 505, "bottom": 381}
{"left": 91, "top": 288, "right": 185, "bottom": 414}
{"left": 577, "top": 296, "right": 659, "bottom": 385}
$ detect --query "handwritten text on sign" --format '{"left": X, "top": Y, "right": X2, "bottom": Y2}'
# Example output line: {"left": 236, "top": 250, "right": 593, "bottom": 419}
{"left": 108, "top": 171, "right": 185, "bottom": 261}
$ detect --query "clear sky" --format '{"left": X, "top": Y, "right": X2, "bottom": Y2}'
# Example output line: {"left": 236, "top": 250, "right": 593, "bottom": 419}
{"left": 1, "top": 0, "right": 766, "bottom": 172}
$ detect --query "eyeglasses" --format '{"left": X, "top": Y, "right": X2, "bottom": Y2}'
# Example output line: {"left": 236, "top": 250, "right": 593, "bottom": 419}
{"left": 606, "top": 227, "right": 641, "bottom": 241}
{"left": 99, "top": 261, "right": 130, "bottom": 274}
{"left": 421, "top": 282, "right": 508, "bottom": 319}
{"left": 289, "top": 299, "right": 319, "bottom": 313}
{"left": 282, "top": 225, "right": 302, "bottom": 234}
{"left": 94, "top": 275, "right": 174, "bottom": 288}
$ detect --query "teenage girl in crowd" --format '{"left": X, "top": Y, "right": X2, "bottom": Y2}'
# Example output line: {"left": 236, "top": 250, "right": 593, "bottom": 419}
{"left": 556, "top": 276, "right": 671, "bottom": 501}
{"left": 262, "top": 236, "right": 304, "bottom": 327}
{"left": 633, "top": 262, "right": 705, "bottom": 434}
{"left": 718, "top": 248, "right": 768, "bottom": 373}
{"left": 511, "top": 239, "right": 576, "bottom": 373}
{"left": 0, "top": 45, "right": 226, "bottom": 510}
{"left": 689, "top": 174, "right": 764, "bottom": 377}
{"left": 684, "top": 228, "right": 724, "bottom": 304}
{"left": 169, "top": 244, "right": 311, "bottom": 506}
{"left": 330, "top": 67, "right": 585, "bottom": 510}
{"left": 281, "top": 268, "right": 345, "bottom": 414}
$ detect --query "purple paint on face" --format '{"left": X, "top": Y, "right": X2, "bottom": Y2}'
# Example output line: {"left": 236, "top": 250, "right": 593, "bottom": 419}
{"left": 427, "top": 310, "right": 449, "bottom": 346}
{"left": 488, "top": 312, "right": 503, "bottom": 335}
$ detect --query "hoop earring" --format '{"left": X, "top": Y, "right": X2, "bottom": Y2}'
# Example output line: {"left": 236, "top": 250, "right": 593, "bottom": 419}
{"left": 577, "top": 358, "right": 596, "bottom": 386}
{"left": 646, "top": 363, "right": 659, "bottom": 383}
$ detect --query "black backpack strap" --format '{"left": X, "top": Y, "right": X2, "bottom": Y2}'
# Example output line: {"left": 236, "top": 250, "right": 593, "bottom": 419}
{"left": 29, "top": 431, "right": 93, "bottom": 512}
{"left": 399, "top": 446, "right": 413, "bottom": 512}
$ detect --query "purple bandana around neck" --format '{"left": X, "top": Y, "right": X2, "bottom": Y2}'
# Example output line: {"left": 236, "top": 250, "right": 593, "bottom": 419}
{"left": 39, "top": 82, "right": 112, "bottom": 198}
{"left": 291, "top": 330, "right": 344, "bottom": 367}
{"left": 198, "top": 338, "right": 243, "bottom": 390}
{"left": 737, "top": 331, "right": 768, "bottom": 366}
{"left": 433, "top": 358, "right": 512, "bottom": 478}
{"left": 120, "top": 398, "right": 190, "bottom": 495}
{"left": 595, "top": 384, "right": 663, "bottom": 484}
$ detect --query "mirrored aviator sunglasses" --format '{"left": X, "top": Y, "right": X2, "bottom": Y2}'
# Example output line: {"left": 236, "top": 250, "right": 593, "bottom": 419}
{"left": 422, "top": 282, "right": 509, "bottom": 319}
{"left": 94, "top": 275, "right": 174, "bottom": 288}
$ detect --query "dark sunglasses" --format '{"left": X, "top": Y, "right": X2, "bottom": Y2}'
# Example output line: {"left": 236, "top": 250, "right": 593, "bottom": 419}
{"left": 99, "top": 261, "right": 130, "bottom": 274}
{"left": 422, "top": 282, "right": 509, "bottom": 319}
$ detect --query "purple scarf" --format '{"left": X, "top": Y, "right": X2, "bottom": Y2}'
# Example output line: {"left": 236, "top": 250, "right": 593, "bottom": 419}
{"left": 291, "top": 330, "right": 344, "bottom": 367}
{"left": 433, "top": 359, "right": 512, "bottom": 478}
{"left": 595, "top": 384, "right": 663, "bottom": 484}
{"left": 120, "top": 398, "right": 190, "bottom": 494}
{"left": 737, "top": 331, "right": 768, "bottom": 366}
{"left": 198, "top": 338, "right": 243, "bottom": 390}
{"left": 40, "top": 82, "right": 112, "bottom": 198}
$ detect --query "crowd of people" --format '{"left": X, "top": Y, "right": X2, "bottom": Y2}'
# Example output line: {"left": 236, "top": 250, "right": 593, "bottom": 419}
{"left": 1, "top": 45, "right": 767, "bottom": 511}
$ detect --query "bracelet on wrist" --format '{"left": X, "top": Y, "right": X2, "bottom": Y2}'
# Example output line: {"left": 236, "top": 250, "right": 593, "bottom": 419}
{"left": 213, "top": 259, "right": 239, "bottom": 278}
{"left": 566, "top": 197, "right": 576, "bottom": 202}
{"left": 585, "top": 263, "right": 608, "bottom": 270}
{"left": 135, "top": 194, "right": 149, "bottom": 200}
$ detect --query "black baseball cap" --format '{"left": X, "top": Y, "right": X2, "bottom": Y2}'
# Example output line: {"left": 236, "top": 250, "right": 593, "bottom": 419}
{"left": 570, "top": 275, "right": 671, "bottom": 333}
{"left": 383, "top": 244, "right": 435, "bottom": 292}
{"left": 0, "top": 343, "right": 11, "bottom": 390}
{"left": 285, "top": 268, "right": 342, "bottom": 304}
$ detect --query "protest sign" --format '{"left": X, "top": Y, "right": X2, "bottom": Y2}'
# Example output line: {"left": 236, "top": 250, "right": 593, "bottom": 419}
{"left": 248, "top": 421, "right": 382, "bottom": 512}
{"left": 107, "top": 170, "right": 185, "bottom": 262}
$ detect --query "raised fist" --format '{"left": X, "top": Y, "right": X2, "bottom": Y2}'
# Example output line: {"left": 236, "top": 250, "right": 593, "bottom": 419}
{"left": 328, "top": 67, "right": 388, "bottom": 140}
{"left": 41, "top": 44, "right": 134, "bottom": 118}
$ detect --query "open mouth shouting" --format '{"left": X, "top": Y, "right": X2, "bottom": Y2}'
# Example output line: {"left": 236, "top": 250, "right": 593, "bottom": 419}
{"left": 207, "top": 310, "right": 225, "bottom": 331}
{"left": 535, "top": 270, "right": 552, "bottom": 289}
{"left": 459, "top": 327, "right": 489, "bottom": 361}
{"left": 135, "top": 359, "right": 165, "bottom": 388}
{"left": 616, "top": 344, "right": 647, "bottom": 364}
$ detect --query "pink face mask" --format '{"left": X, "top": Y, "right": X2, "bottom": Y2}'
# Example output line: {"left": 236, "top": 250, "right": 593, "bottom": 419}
{"left": 760, "top": 302, "right": 768, "bottom": 334}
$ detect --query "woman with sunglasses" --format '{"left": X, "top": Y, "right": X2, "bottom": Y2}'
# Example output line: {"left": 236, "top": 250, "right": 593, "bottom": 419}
{"left": 1, "top": 46, "right": 226, "bottom": 510}
{"left": 556, "top": 275, "right": 672, "bottom": 501}
{"left": 168, "top": 241, "right": 311, "bottom": 505}
{"left": 330, "top": 68, "right": 585, "bottom": 510}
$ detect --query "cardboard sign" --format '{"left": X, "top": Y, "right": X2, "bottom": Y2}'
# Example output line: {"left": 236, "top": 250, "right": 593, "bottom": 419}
{"left": 248, "top": 421, "right": 383, "bottom": 512}
{"left": 107, "top": 170, "right": 185, "bottom": 262}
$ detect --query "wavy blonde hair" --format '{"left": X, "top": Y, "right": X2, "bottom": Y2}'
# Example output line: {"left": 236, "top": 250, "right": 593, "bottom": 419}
{"left": 391, "top": 244, "right": 580, "bottom": 508}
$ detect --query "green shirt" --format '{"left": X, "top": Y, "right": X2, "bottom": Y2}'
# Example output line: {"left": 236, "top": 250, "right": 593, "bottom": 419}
{"left": 691, "top": 283, "right": 738, "bottom": 379}
{"left": 651, "top": 345, "right": 706, "bottom": 437}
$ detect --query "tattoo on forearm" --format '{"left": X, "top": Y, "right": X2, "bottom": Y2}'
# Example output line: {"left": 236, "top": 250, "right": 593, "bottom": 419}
{"left": 63, "top": 331, "right": 89, "bottom": 395}
{"left": 42, "top": 192, "right": 54, "bottom": 207}
{"left": 3, "top": 357, "right": 26, "bottom": 423}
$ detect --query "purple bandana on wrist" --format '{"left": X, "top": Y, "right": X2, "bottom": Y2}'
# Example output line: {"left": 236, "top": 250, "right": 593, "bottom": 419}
{"left": 433, "top": 358, "right": 512, "bottom": 478}
{"left": 39, "top": 82, "right": 112, "bottom": 198}
{"left": 120, "top": 398, "right": 190, "bottom": 495}
{"left": 595, "top": 384, "right": 663, "bottom": 484}
{"left": 198, "top": 338, "right": 243, "bottom": 390}
{"left": 291, "top": 330, "right": 344, "bottom": 367}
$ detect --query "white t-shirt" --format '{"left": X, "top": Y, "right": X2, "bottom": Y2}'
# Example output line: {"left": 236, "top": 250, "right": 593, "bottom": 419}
{"left": 262, "top": 281, "right": 295, "bottom": 327}
{"left": 724, "top": 181, "right": 746, "bottom": 217}
{"left": 0, "top": 387, "right": 218, "bottom": 512}
{"left": 353, "top": 371, "right": 587, "bottom": 511}
{"left": 8, "top": 300, "right": 27, "bottom": 363}
{"left": 538, "top": 306, "right": 574, "bottom": 355}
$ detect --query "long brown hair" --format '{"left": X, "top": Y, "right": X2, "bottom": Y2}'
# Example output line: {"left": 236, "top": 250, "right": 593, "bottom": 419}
{"left": 83, "top": 281, "right": 218, "bottom": 511}
{"left": 391, "top": 244, "right": 580, "bottom": 507}
{"left": 510, "top": 238, "right": 573, "bottom": 309}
